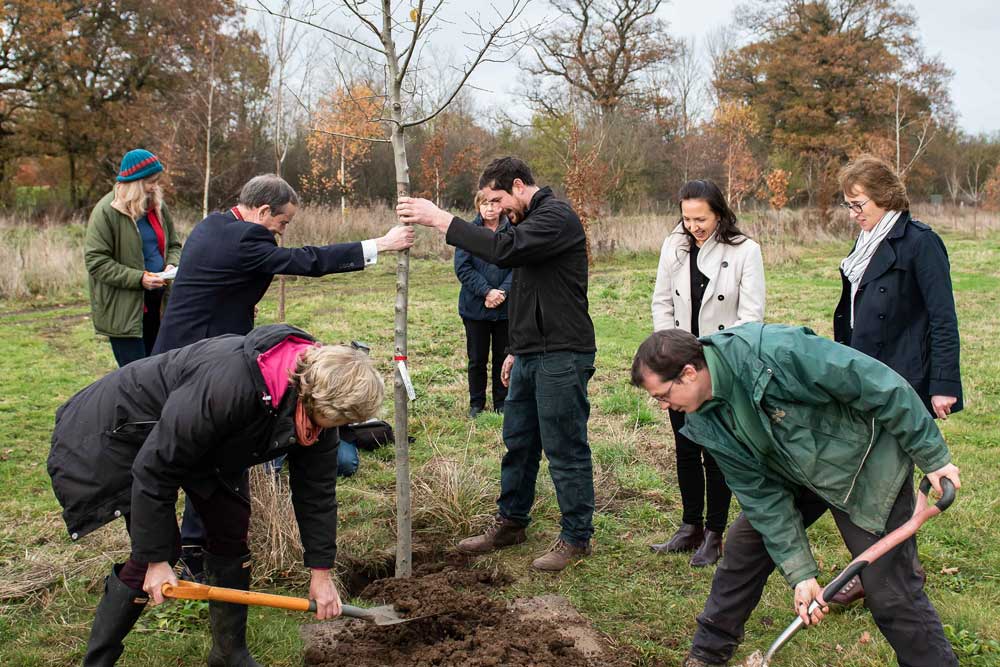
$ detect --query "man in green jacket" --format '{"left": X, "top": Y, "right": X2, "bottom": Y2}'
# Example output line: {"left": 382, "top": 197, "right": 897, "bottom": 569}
{"left": 631, "top": 324, "right": 961, "bottom": 667}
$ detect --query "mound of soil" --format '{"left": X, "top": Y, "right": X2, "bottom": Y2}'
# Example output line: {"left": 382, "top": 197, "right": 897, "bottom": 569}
{"left": 302, "top": 565, "right": 628, "bottom": 667}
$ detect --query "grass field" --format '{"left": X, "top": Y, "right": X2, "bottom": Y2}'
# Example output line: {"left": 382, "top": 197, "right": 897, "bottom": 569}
{"left": 1, "top": 228, "right": 998, "bottom": 666}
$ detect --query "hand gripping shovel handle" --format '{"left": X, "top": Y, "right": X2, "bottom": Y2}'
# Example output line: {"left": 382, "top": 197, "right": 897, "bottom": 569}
{"left": 761, "top": 476, "right": 955, "bottom": 667}
{"left": 160, "top": 579, "right": 375, "bottom": 620}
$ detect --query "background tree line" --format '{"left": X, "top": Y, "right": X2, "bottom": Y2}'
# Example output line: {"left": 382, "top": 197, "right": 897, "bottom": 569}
{"left": 3, "top": 0, "right": 1000, "bottom": 218}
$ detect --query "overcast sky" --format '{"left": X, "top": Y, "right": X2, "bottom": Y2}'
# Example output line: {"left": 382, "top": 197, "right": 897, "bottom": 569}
{"left": 445, "top": 0, "right": 999, "bottom": 135}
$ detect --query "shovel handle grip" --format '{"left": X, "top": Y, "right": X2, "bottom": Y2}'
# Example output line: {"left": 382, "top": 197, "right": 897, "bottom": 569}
{"left": 918, "top": 476, "right": 956, "bottom": 513}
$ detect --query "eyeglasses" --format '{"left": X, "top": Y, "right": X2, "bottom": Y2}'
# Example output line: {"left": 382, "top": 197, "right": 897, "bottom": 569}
{"left": 652, "top": 378, "right": 678, "bottom": 405}
{"left": 840, "top": 198, "right": 869, "bottom": 214}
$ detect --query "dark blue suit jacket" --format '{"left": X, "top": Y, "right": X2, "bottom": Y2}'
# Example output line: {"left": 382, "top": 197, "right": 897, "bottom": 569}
{"left": 153, "top": 210, "right": 365, "bottom": 353}
{"left": 833, "top": 212, "right": 963, "bottom": 414}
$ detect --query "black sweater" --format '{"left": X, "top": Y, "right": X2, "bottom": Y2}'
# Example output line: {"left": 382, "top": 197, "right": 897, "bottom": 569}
{"left": 445, "top": 187, "right": 595, "bottom": 355}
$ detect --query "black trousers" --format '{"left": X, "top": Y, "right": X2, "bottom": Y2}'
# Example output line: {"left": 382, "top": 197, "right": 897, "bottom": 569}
{"left": 463, "top": 317, "right": 509, "bottom": 410}
{"left": 669, "top": 408, "right": 731, "bottom": 534}
{"left": 689, "top": 475, "right": 957, "bottom": 667}
{"left": 118, "top": 475, "right": 252, "bottom": 590}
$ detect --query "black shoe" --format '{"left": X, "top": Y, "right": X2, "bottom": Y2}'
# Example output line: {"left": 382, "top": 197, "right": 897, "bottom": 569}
{"left": 690, "top": 530, "right": 723, "bottom": 567}
{"left": 176, "top": 544, "right": 206, "bottom": 583}
{"left": 469, "top": 406, "right": 484, "bottom": 418}
{"left": 205, "top": 552, "right": 263, "bottom": 667}
{"left": 83, "top": 565, "right": 148, "bottom": 666}
{"left": 651, "top": 523, "right": 704, "bottom": 554}
{"left": 494, "top": 403, "right": 504, "bottom": 414}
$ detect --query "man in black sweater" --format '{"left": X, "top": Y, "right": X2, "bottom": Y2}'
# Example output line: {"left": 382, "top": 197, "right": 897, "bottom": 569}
{"left": 398, "top": 157, "right": 597, "bottom": 571}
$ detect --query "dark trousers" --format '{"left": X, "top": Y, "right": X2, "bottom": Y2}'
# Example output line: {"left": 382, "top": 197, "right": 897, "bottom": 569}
{"left": 463, "top": 318, "right": 509, "bottom": 410}
{"left": 669, "top": 408, "right": 731, "bottom": 534}
{"left": 690, "top": 476, "right": 957, "bottom": 667}
{"left": 119, "top": 476, "right": 251, "bottom": 590}
{"left": 498, "top": 351, "right": 596, "bottom": 546}
{"left": 109, "top": 290, "right": 162, "bottom": 367}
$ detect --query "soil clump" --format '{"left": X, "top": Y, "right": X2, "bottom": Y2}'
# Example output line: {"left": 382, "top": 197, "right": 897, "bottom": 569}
{"left": 302, "top": 563, "right": 628, "bottom": 667}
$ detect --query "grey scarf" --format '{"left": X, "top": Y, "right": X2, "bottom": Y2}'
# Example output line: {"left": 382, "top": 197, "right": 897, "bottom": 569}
{"left": 840, "top": 210, "right": 901, "bottom": 326}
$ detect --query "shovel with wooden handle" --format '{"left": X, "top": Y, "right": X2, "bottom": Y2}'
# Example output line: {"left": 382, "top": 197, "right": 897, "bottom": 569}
{"left": 161, "top": 580, "right": 431, "bottom": 626}
{"left": 761, "top": 476, "right": 956, "bottom": 667}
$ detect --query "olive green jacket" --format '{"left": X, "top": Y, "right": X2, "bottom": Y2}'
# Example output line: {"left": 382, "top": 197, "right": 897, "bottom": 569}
{"left": 84, "top": 191, "right": 182, "bottom": 337}
{"left": 682, "top": 323, "right": 951, "bottom": 587}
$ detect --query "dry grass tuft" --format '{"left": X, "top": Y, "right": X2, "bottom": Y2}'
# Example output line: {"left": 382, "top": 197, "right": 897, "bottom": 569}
{"left": 412, "top": 456, "right": 495, "bottom": 537}
{"left": 0, "top": 552, "right": 110, "bottom": 603}
{"left": 247, "top": 467, "right": 306, "bottom": 586}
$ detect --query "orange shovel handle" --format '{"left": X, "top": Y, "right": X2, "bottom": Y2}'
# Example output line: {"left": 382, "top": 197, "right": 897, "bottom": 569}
{"left": 162, "top": 580, "right": 314, "bottom": 612}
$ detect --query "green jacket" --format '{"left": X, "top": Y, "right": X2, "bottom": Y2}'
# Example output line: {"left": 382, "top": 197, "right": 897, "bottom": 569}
{"left": 84, "top": 191, "right": 182, "bottom": 337}
{"left": 682, "top": 323, "right": 951, "bottom": 587}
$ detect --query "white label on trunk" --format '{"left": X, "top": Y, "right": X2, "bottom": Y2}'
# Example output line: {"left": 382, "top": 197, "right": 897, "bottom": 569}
{"left": 397, "top": 361, "right": 416, "bottom": 401}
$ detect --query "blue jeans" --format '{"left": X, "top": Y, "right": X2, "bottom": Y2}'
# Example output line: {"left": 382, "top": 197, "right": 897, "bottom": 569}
{"left": 498, "top": 351, "right": 596, "bottom": 546}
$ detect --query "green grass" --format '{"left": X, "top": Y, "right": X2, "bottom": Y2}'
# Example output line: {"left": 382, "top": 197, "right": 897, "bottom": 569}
{"left": 1, "top": 231, "right": 999, "bottom": 666}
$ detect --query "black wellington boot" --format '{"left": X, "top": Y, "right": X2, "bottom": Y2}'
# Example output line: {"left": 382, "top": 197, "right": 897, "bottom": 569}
{"left": 205, "top": 552, "right": 263, "bottom": 667}
{"left": 83, "top": 565, "right": 148, "bottom": 666}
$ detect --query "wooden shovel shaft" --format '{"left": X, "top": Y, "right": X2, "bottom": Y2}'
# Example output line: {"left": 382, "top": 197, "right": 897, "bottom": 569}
{"left": 162, "top": 580, "right": 313, "bottom": 612}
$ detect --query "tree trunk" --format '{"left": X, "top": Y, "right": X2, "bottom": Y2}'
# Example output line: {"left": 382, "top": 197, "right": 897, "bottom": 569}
{"left": 389, "top": 106, "right": 412, "bottom": 578}
{"left": 202, "top": 81, "right": 214, "bottom": 219}
{"left": 341, "top": 145, "right": 347, "bottom": 220}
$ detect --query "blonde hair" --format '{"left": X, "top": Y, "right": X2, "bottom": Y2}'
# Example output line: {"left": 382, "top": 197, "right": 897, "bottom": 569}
{"left": 292, "top": 345, "right": 384, "bottom": 424}
{"left": 474, "top": 190, "right": 487, "bottom": 208}
{"left": 112, "top": 178, "right": 163, "bottom": 220}
{"left": 838, "top": 155, "right": 910, "bottom": 211}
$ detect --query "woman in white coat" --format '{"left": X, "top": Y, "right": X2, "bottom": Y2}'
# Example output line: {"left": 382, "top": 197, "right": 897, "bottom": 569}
{"left": 650, "top": 179, "right": 766, "bottom": 566}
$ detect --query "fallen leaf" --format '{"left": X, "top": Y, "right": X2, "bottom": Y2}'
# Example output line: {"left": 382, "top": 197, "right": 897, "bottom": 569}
{"left": 836, "top": 644, "right": 844, "bottom": 652}
{"left": 941, "top": 567, "right": 959, "bottom": 575}
{"left": 859, "top": 631, "right": 871, "bottom": 645}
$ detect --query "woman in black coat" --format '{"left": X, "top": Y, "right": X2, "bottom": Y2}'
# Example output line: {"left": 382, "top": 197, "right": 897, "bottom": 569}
{"left": 48, "top": 324, "right": 384, "bottom": 666}
{"left": 831, "top": 154, "right": 963, "bottom": 606}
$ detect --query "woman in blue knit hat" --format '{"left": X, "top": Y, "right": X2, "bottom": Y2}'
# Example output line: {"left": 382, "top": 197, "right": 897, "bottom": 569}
{"left": 84, "top": 149, "right": 182, "bottom": 366}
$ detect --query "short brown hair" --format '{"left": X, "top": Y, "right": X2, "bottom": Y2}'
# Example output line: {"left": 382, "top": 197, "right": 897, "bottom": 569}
{"left": 838, "top": 155, "right": 909, "bottom": 211}
{"left": 293, "top": 345, "right": 384, "bottom": 425}
{"left": 630, "top": 330, "right": 706, "bottom": 387}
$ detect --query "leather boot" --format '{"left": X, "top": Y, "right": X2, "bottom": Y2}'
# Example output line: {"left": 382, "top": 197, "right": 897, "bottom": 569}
{"left": 205, "top": 552, "right": 263, "bottom": 667}
{"left": 829, "top": 574, "right": 865, "bottom": 606}
{"left": 83, "top": 564, "right": 148, "bottom": 666}
{"left": 690, "top": 530, "right": 723, "bottom": 567}
{"left": 531, "top": 539, "right": 592, "bottom": 572}
{"left": 682, "top": 654, "right": 725, "bottom": 667}
{"left": 650, "top": 523, "right": 704, "bottom": 554}
{"left": 457, "top": 514, "right": 527, "bottom": 554}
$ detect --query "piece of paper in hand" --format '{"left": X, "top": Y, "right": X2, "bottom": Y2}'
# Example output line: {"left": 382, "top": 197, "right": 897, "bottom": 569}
{"left": 397, "top": 361, "right": 416, "bottom": 401}
{"left": 155, "top": 267, "right": 178, "bottom": 280}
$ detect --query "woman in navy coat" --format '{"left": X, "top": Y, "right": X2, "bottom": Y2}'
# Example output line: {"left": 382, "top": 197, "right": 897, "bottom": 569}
{"left": 832, "top": 154, "right": 963, "bottom": 606}
{"left": 454, "top": 191, "right": 513, "bottom": 417}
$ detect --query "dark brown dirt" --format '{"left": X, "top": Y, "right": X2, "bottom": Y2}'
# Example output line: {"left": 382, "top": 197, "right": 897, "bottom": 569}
{"left": 302, "top": 564, "right": 629, "bottom": 667}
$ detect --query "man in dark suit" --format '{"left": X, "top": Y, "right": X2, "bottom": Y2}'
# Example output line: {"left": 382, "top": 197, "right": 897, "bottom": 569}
{"left": 153, "top": 173, "right": 413, "bottom": 576}
{"left": 153, "top": 174, "right": 413, "bottom": 353}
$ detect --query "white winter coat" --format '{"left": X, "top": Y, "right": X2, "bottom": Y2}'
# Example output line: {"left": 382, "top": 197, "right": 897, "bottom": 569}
{"left": 651, "top": 223, "right": 766, "bottom": 334}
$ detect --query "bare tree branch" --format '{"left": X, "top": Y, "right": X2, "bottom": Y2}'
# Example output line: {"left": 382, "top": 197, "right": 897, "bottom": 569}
{"left": 253, "top": 0, "right": 386, "bottom": 56}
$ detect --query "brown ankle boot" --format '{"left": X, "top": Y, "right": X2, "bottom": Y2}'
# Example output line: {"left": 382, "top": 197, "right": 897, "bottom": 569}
{"left": 690, "top": 530, "right": 723, "bottom": 567}
{"left": 651, "top": 523, "right": 704, "bottom": 554}
{"left": 829, "top": 574, "right": 865, "bottom": 606}
{"left": 531, "top": 539, "right": 592, "bottom": 571}
{"left": 457, "top": 514, "right": 527, "bottom": 554}
{"left": 682, "top": 654, "right": 724, "bottom": 667}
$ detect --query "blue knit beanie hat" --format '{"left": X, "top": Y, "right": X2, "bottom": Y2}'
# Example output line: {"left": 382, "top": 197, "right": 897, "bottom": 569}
{"left": 117, "top": 149, "right": 163, "bottom": 182}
